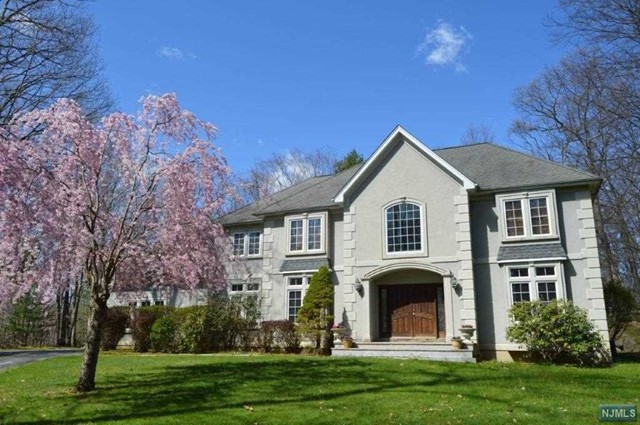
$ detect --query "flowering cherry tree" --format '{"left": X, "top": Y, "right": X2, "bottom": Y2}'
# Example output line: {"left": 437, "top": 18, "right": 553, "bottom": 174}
{"left": 0, "top": 94, "right": 234, "bottom": 391}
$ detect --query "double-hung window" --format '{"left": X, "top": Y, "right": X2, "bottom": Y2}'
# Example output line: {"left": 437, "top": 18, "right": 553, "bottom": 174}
{"left": 497, "top": 191, "right": 557, "bottom": 241}
{"left": 286, "top": 276, "right": 307, "bottom": 322}
{"left": 507, "top": 264, "right": 562, "bottom": 305}
{"left": 286, "top": 213, "right": 326, "bottom": 254}
{"left": 231, "top": 231, "right": 262, "bottom": 257}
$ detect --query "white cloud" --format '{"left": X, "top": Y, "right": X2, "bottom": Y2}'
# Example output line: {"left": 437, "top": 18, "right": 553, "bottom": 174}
{"left": 157, "top": 46, "right": 197, "bottom": 61}
{"left": 417, "top": 20, "right": 472, "bottom": 72}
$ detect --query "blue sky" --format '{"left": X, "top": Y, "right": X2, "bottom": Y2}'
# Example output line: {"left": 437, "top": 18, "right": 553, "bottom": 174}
{"left": 90, "top": 1, "right": 565, "bottom": 174}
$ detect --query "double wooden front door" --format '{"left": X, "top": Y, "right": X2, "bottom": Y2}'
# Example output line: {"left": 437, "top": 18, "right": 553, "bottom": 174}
{"left": 379, "top": 284, "right": 442, "bottom": 338}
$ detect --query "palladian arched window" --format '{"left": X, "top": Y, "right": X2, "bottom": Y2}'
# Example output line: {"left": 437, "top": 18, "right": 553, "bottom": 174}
{"left": 385, "top": 202, "right": 423, "bottom": 253}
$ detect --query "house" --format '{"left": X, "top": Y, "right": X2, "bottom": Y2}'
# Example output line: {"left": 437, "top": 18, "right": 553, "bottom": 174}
{"left": 221, "top": 126, "right": 610, "bottom": 362}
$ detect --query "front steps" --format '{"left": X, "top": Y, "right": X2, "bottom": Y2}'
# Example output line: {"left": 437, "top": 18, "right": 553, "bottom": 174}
{"left": 331, "top": 341, "right": 476, "bottom": 363}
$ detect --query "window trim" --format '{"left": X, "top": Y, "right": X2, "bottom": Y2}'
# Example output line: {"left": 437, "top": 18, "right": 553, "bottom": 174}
{"left": 382, "top": 198, "right": 427, "bottom": 258}
{"left": 497, "top": 190, "right": 559, "bottom": 242}
{"left": 285, "top": 212, "right": 327, "bottom": 256}
{"left": 285, "top": 275, "right": 309, "bottom": 322}
{"left": 505, "top": 262, "right": 565, "bottom": 307}
{"left": 231, "top": 231, "right": 262, "bottom": 258}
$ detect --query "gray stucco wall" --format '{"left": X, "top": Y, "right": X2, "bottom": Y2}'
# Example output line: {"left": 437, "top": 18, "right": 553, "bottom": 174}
{"left": 340, "top": 138, "right": 476, "bottom": 341}
{"left": 470, "top": 187, "right": 609, "bottom": 351}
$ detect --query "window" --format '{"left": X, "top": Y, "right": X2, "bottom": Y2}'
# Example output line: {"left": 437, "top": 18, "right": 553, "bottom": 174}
{"left": 230, "top": 279, "right": 261, "bottom": 295}
{"left": 507, "top": 264, "right": 562, "bottom": 305}
{"left": 140, "top": 300, "right": 151, "bottom": 307}
{"left": 248, "top": 232, "right": 261, "bottom": 256}
{"left": 233, "top": 233, "right": 245, "bottom": 256}
{"left": 232, "top": 231, "right": 261, "bottom": 257}
{"left": 154, "top": 300, "right": 164, "bottom": 306}
{"left": 385, "top": 201, "right": 423, "bottom": 254}
{"left": 497, "top": 191, "right": 557, "bottom": 241}
{"left": 289, "top": 219, "right": 304, "bottom": 251}
{"left": 286, "top": 213, "right": 326, "bottom": 254}
{"left": 286, "top": 276, "right": 308, "bottom": 322}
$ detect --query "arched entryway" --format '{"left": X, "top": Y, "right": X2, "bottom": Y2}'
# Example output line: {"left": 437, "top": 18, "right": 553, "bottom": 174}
{"left": 362, "top": 263, "right": 452, "bottom": 341}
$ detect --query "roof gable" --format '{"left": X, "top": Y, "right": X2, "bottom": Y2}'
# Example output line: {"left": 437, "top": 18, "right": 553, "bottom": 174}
{"left": 334, "top": 126, "right": 476, "bottom": 203}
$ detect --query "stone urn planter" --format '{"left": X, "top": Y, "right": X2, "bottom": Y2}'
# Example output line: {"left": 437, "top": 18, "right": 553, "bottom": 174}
{"left": 332, "top": 325, "right": 346, "bottom": 343}
{"left": 459, "top": 325, "right": 476, "bottom": 344}
{"left": 451, "top": 337, "right": 463, "bottom": 350}
{"left": 342, "top": 336, "right": 354, "bottom": 349}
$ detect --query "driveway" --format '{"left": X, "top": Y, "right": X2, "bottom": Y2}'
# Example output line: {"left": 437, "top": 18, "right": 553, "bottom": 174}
{"left": 0, "top": 349, "right": 82, "bottom": 371}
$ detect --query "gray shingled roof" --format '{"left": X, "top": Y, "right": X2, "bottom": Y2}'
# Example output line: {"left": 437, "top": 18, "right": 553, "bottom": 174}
{"left": 435, "top": 143, "right": 599, "bottom": 191}
{"left": 497, "top": 243, "right": 567, "bottom": 262}
{"left": 221, "top": 142, "right": 600, "bottom": 225}
{"left": 279, "top": 258, "right": 330, "bottom": 273}
{"left": 221, "top": 165, "right": 361, "bottom": 224}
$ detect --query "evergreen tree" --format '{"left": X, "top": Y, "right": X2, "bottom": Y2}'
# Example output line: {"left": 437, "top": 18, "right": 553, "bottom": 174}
{"left": 298, "top": 266, "right": 334, "bottom": 352}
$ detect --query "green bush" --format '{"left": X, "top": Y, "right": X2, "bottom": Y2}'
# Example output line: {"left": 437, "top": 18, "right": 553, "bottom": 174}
{"left": 506, "top": 300, "right": 605, "bottom": 365}
{"left": 131, "top": 306, "right": 169, "bottom": 352}
{"left": 258, "top": 320, "right": 301, "bottom": 353}
{"left": 100, "top": 307, "right": 129, "bottom": 350}
{"left": 150, "top": 315, "right": 178, "bottom": 353}
{"left": 297, "top": 266, "right": 334, "bottom": 353}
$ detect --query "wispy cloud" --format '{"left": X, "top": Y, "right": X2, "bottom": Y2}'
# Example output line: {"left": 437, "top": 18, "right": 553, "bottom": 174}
{"left": 416, "top": 20, "right": 472, "bottom": 72}
{"left": 157, "top": 45, "right": 197, "bottom": 61}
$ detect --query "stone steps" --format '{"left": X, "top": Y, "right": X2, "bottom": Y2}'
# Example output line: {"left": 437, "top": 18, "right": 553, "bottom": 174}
{"left": 332, "top": 342, "right": 476, "bottom": 363}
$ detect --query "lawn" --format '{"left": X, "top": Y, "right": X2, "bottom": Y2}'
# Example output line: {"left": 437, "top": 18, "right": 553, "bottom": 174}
{"left": 0, "top": 353, "right": 638, "bottom": 425}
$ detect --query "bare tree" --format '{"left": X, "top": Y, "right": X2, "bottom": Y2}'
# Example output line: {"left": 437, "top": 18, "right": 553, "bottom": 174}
{"left": 236, "top": 148, "right": 336, "bottom": 204}
{"left": 511, "top": 50, "right": 640, "bottom": 292}
{"left": 0, "top": 0, "right": 113, "bottom": 125}
{"left": 461, "top": 124, "right": 496, "bottom": 145}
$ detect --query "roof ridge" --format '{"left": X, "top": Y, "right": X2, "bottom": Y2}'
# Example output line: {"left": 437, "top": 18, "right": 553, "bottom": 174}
{"left": 433, "top": 142, "right": 490, "bottom": 151}
{"left": 482, "top": 142, "right": 600, "bottom": 180}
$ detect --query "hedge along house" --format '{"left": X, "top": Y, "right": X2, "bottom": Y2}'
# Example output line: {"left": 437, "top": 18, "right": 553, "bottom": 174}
{"left": 221, "top": 126, "right": 610, "bottom": 362}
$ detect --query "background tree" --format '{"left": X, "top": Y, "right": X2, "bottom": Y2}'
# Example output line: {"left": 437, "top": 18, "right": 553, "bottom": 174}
{"left": 0, "top": 0, "right": 114, "bottom": 125}
{"left": 512, "top": 0, "right": 640, "bottom": 298}
{"left": 460, "top": 124, "right": 496, "bottom": 145}
{"left": 297, "top": 266, "right": 334, "bottom": 354}
{"left": 604, "top": 279, "right": 638, "bottom": 356}
{"left": 236, "top": 148, "right": 336, "bottom": 204}
{"left": 334, "top": 149, "right": 364, "bottom": 173}
{"left": 0, "top": 93, "right": 233, "bottom": 391}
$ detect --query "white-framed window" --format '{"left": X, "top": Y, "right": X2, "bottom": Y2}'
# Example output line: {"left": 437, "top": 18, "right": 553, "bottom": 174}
{"left": 383, "top": 200, "right": 425, "bottom": 255}
{"left": 497, "top": 190, "right": 558, "bottom": 241}
{"left": 286, "top": 276, "right": 309, "bottom": 322}
{"left": 229, "top": 279, "right": 261, "bottom": 296}
{"left": 231, "top": 231, "right": 262, "bottom": 257}
{"left": 506, "top": 263, "right": 564, "bottom": 305}
{"left": 285, "top": 213, "right": 327, "bottom": 255}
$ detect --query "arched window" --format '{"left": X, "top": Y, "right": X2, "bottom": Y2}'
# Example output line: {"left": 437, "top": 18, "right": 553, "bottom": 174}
{"left": 385, "top": 202, "right": 423, "bottom": 253}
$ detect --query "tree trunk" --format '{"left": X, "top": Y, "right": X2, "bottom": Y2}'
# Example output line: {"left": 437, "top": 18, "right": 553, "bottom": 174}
{"left": 76, "top": 300, "right": 107, "bottom": 392}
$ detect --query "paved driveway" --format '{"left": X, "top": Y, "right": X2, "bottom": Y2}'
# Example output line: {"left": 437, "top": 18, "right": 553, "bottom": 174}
{"left": 0, "top": 349, "right": 82, "bottom": 371}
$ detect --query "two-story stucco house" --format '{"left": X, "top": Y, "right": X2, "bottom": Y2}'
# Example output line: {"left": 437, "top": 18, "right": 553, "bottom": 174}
{"left": 221, "top": 126, "right": 610, "bottom": 362}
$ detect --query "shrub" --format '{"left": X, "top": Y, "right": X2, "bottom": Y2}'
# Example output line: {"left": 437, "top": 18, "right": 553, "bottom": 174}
{"left": 604, "top": 279, "right": 638, "bottom": 344}
{"left": 131, "top": 306, "right": 169, "bottom": 352}
{"left": 506, "top": 300, "right": 605, "bottom": 365}
{"left": 100, "top": 307, "right": 129, "bottom": 350}
{"left": 297, "top": 266, "right": 334, "bottom": 353}
{"left": 258, "top": 320, "right": 301, "bottom": 353}
{"left": 177, "top": 306, "right": 214, "bottom": 353}
{"left": 150, "top": 315, "right": 178, "bottom": 353}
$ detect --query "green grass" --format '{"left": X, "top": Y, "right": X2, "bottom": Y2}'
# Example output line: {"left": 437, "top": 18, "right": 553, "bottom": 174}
{"left": 0, "top": 353, "right": 638, "bottom": 425}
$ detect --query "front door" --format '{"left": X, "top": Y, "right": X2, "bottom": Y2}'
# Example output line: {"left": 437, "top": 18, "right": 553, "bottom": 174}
{"left": 379, "top": 284, "right": 441, "bottom": 338}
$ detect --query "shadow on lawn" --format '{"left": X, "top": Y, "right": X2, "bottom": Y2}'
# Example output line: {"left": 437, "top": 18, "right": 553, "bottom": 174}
{"left": 16, "top": 357, "right": 467, "bottom": 424}
{"left": 11, "top": 356, "right": 632, "bottom": 424}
